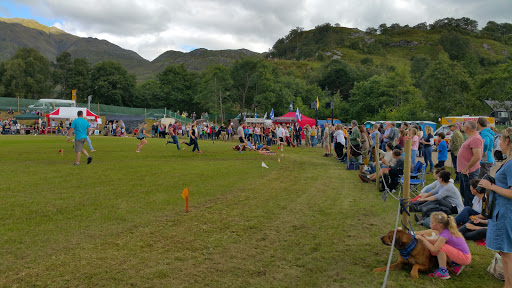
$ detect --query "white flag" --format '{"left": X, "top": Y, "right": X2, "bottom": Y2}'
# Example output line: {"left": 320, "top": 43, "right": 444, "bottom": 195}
{"left": 261, "top": 162, "right": 269, "bottom": 168}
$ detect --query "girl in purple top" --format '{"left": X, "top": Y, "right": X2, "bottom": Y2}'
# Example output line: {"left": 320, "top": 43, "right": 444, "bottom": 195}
{"left": 416, "top": 212, "right": 471, "bottom": 279}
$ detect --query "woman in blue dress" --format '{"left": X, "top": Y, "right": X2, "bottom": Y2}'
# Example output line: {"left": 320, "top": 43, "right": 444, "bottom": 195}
{"left": 479, "top": 127, "right": 512, "bottom": 287}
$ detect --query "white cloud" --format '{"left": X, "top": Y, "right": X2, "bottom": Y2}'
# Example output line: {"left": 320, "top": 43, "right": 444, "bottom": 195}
{"left": 13, "top": 0, "right": 512, "bottom": 60}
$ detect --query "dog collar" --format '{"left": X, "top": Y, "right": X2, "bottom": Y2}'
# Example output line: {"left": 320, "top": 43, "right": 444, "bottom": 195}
{"left": 399, "top": 236, "right": 417, "bottom": 260}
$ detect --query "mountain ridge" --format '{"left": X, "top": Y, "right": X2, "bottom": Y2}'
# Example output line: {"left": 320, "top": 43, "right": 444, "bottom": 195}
{"left": 0, "top": 17, "right": 261, "bottom": 81}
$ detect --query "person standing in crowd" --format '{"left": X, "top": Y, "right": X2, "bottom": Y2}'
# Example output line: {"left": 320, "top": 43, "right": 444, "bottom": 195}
{"left": 477, "top": 117, "right": 495, "bottom": 179}
{"left": 457, "top": 121, "right": 483, "bottom": 207}
{"left": 409, "top": 127, "right": 419, "bottom": 167}
{"left": 310, "top": 125, "right": 317, "bottom": 148}
{"left": 350, "top": 120, "right": 362, "bottom": 164}
{"left": 449, "top": 123, "right": 464, "bottom": 183}
{"left": 333, "top": 124, "right": 345, "bottom": 159}
{"left": 323, "top": 124, "right": 331, "bottom": 156}
{"left": 479, "top": 127, "right": 512, "bottom": 287}
{"left": 67, "top": 110, "right": 92, "bottom": 165}
{"left": 381, "top": 122, "right": 391, "bottom": 150}
{"left": 254, "top": 124, "right": 260, "bottom": 145}
{"left": 435, "top": 132, "right": 448, "bottom": 168}
{"left": 420, "top": 125, "right": 435, "bottom": 173}
{"left": 370, "top": 124, "right": 381, "bottom": 162}
{"left": 293, "top": 123, "right": 302, "bottom": 147}
{"left": 359, "top": 125, "right": 370, "bottom": 167}
{"left": 304, "top": 125, "right": 311, "bottom": 147}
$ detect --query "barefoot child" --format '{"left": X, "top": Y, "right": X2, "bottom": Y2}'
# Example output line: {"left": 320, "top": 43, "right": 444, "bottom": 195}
{"left": 136, "top": 122, "right": 150, "bottom": 152}
{"left": 416, "top": 212, "right": 471, "bottom": 279}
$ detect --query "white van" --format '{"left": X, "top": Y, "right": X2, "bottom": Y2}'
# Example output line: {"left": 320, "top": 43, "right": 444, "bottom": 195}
{"left": 29, "top": 99, "right": 76, "bottom": 110}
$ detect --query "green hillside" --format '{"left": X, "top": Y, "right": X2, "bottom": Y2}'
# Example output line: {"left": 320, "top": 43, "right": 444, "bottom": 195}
{"left": 267, "top": 23, "right": 511, "bottom": 72}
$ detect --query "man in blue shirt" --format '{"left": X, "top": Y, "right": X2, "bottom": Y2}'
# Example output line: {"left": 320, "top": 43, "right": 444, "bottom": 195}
{"left": 67, "top": 110, "right": 92, "bottom": 165}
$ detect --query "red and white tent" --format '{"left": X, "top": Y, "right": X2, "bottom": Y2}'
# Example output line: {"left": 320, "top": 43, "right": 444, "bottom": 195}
{"left": 45, "top": 107, "right": 100, "bottom": 120}
{"left": 273, "top": 112, "right": 316, "bottom": 139}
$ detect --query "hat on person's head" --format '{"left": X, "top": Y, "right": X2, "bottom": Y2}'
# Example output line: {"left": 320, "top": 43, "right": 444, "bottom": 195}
{"left": 385, "top": 122, "right": 391, "bottom": 126}
{"left": 447, "top": 123, "right": 456, "bottom": 127}
{"left": 394, "top": 144, "right": 402, "bottom": 150}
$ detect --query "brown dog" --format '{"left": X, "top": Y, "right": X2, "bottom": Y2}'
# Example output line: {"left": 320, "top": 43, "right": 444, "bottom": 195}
{"left": 373, "top": 229, "right": 438, "bottom": 279}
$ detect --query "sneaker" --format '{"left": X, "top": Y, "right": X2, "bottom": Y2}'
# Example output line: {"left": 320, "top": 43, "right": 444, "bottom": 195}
{"left": 87, "top": 156, "right": 92, "bottom": 164}
{"left": 429, "top": 268, "right": 450, "bottom": 279}
{"left": 198, "top": 151, "right": 203, "bottom": 154}
{"left": 73, "top": 163, "right": 80, "bottom": 166}
{"left": 414, "top": 214, "right": 424, "bottom": 223}
{"left": 359, "top": 174, "right": 370, "bottom": 183}
{"left": 451, "top": 262, "right": 465, "bottom": 276}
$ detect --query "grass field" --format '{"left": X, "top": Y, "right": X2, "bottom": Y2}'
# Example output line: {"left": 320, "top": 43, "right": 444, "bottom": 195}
{"left": 0, "top": 135, "right": 504, "bottom": 287}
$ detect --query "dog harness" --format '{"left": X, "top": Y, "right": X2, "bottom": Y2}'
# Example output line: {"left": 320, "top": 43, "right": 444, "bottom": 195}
{"left": 398, "top": 236, "right": 417, "bottom": 260}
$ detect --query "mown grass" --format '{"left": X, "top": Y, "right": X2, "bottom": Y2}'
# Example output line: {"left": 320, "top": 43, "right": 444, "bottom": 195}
{"left": 0, "top": 136, "right": 503, "bottom": 287}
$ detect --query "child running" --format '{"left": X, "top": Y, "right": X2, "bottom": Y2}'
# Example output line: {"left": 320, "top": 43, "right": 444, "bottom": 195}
{"left": 136, "top": 122, "right": 150, "bottom": 152}
{"left": 416, "top": 212, "right": 471, "bottom": 279}
{"left": 182, "top": 124, "right": 203, "bottom": 154}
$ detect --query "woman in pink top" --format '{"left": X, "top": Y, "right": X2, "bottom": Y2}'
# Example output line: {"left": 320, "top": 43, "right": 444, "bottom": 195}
{"left": 409, "top": 127, "right": 420, "bottom": 166}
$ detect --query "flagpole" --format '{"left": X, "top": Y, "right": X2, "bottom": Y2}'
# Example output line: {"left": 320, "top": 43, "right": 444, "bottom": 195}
{"left": 186, "top": 196, "right": 189, "bottom": 213}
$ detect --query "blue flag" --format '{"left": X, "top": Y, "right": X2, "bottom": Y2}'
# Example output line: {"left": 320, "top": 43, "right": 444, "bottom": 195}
{"left": 296, "top": 107, "right": 302, "bottom": 121}
{"left": 263, "top": 112, "right": 267, "bottom": 120}
{"left": 270, "top": 109, "right": 274, "bottom": 120}
{"left": 254, "top": 108, "right": 257, "bottom": 118}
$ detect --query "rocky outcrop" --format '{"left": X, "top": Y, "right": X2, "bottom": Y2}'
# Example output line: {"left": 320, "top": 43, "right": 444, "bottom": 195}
{"left": 387, "top": 40, "right": 418, "bottom": 47}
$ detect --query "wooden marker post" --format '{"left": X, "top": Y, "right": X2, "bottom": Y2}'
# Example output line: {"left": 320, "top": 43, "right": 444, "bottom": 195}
{"left": 402, "top": 138, "right": 412, "bottom": 230}
{"left": 375, "top": 134, "right": 380, "bottom": 191}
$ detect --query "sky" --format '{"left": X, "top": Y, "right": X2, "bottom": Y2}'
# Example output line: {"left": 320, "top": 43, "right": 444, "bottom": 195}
{"left": 1, "top": 0, "right": 511, "bottom": 61}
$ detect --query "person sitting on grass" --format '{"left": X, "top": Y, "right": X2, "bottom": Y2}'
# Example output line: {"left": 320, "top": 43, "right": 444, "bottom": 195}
{"left": 435, "top": 132, "right": 448, "bottom": 168}
{"left": 411, "top": 167, "right": 448, "bottom": 202}
{"left": 359, "top": 149, "right": 403, "bottom": 183}
{"left": 416, "top": 212, "right": 472, "bottom": 279}
{"left": 413, "top": 171, "right": 464, "bottom": 227}
{"left": 458, "top": 216, "right": 488, "bottom": 241}
{"left": 454, "top": 179, "right": 484, "bottom": 225}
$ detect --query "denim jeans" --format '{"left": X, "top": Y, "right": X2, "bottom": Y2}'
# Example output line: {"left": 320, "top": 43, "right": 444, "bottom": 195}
{"left": 411, "top": 150, "right": 417, "bottom": 167}
{"left": 454, "top": 206, "right": 480, "bottom": 225}
{"left": 86, "top": 137, "right": 94, "bottom": 151}
{"left": 167, "top": 135, "right": 180, "bottom": 150}
{"left": 254, "top": 134, "right": 260, "bottom": 145}
{"left": 311, "top": 136, "right": 316, "bottom": 147}
{"left": 451, "top": 153, "right": 459, "bottom": 182}
{"left": 459, "top": 222, "right": 487, "bottom": 241}
{"left": 423, "top": 146, "right": 433, "bottom": 172}
{"left": 460, "top": 169, "right": 480, "bottom": 207}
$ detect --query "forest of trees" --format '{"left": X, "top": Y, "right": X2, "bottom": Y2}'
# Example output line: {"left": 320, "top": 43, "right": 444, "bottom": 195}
{"left": 0, "top": 17, "right": 511, "bottom": 123}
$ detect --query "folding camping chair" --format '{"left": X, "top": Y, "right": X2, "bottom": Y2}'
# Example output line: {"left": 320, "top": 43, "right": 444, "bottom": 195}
{"left": 411, "top": 162, "right": 424, "bottom": 178}
{"left": 399, "top": 163, "right": 427, "bottom": 196}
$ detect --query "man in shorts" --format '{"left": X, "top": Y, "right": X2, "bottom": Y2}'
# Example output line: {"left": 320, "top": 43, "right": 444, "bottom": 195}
{"left": 238, "top": 124, "right": 247, "bottom": 144}
{"left": 67, "top": 110, "right": 92, "bottom": 165}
